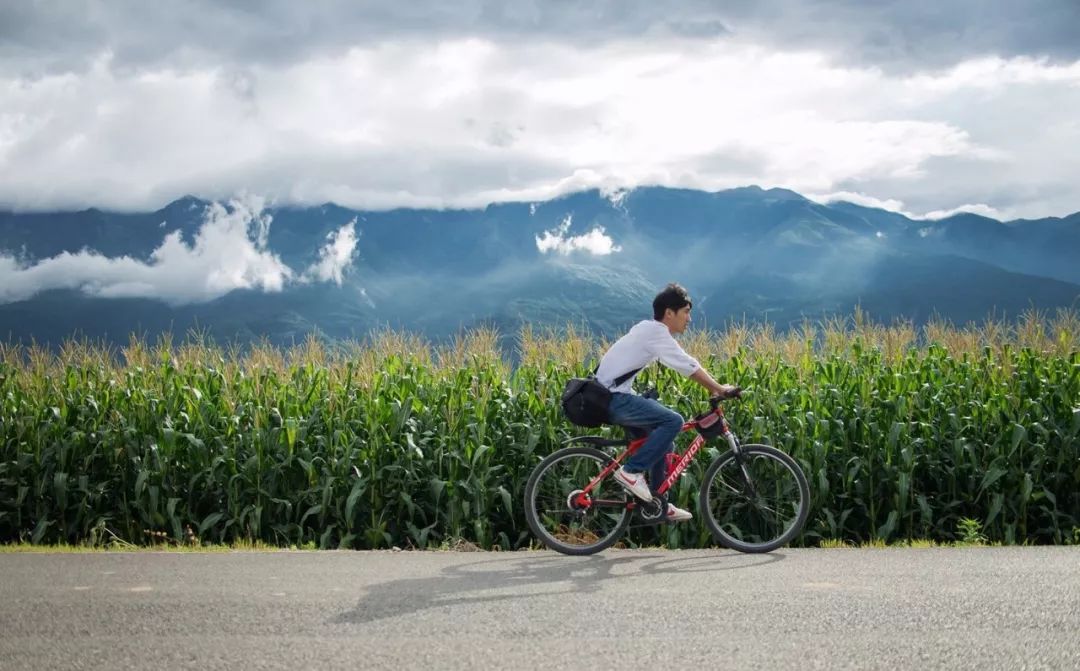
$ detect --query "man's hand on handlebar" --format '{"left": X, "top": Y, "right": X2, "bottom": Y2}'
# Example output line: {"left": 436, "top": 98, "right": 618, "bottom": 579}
{"left": 710, "top": 384, "right": 742, "bottom": 401}
{"left": 691, "top": 368, "right": 742, "bottom": 402}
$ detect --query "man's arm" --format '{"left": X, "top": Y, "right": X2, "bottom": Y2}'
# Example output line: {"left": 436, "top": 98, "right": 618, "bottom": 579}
{"left": 689, "top": 367, "right": 738, "bottom": 397}
{"left": 649, "top": 327, "right": 738, "bottom": 397}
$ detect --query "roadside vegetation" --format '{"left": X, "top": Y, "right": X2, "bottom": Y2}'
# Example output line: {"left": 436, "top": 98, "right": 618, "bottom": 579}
{"left": 2, "top": 308, "right": 1078, "bottom": 550}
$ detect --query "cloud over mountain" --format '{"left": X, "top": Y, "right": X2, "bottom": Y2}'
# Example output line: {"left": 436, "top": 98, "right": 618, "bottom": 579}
{"left": 1, "top": 186, "right": 1078, "bottom": 347}
{"left": 0, "top": 196, "right": 357, "bottom": 305}
{"left": 535, "top": 215, "right": 621, "bottom": 256}
{"left": 302, "top": 218, "right": 359, "bottom": 285}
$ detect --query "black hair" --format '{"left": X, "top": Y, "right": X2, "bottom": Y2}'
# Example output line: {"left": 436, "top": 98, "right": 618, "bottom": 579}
{"left": 652, "top": 283, "right": 692, "bottom": 320}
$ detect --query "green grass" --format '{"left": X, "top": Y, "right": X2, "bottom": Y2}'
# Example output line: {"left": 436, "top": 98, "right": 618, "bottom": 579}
{"left": 821, "top": 538, "right": 946, "bottom": 549}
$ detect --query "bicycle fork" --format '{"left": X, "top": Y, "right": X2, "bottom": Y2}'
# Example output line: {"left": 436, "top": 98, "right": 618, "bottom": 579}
{"left": 726, "top": 430, "right": 760, "bottom": 500}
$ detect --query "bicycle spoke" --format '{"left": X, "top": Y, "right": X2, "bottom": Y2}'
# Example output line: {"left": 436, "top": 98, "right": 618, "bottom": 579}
{"left": 715, "top": 479, "right": 742, "bottom": 496}
{"left": 702, "top": 445, "right": 808, "bottom": 552}
{"left": 526, "top": 449, "right": 630, "bottom": 554}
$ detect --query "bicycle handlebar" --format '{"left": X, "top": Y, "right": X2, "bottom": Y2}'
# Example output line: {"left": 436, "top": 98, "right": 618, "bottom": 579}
{"left": 709, "top": 386, "right": 743, "bottom": 409}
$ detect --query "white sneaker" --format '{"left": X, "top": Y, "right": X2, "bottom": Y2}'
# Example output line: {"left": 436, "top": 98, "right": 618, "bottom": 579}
{"left": 666, "top": 504, "right": 693, "bottom": 522}
{"left": 613, "top": 467, "right": 652, "bottom": 502}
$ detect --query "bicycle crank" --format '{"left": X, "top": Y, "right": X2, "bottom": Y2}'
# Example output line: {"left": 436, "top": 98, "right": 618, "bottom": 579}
{"left": 635, "top": 493, "right": 668, "bottom": 524}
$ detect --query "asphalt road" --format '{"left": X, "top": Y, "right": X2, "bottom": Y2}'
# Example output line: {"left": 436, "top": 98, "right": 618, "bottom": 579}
{"left": 1, "top": 547, "right": 1079, "bottom": 670}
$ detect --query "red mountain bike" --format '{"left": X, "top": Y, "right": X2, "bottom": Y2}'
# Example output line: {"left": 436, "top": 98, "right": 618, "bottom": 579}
{"left": 524, "top": 390, "right": 810, "bottom": 555}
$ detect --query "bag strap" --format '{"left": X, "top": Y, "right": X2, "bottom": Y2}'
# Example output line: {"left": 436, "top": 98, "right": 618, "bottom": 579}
{"left": 591, "top": 365, "right": 644, "bottom": 387}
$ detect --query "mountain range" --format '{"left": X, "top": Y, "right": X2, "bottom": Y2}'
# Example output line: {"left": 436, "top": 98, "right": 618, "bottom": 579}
{"left": 1, "top": 186, "right": 1078, "bottom": 349}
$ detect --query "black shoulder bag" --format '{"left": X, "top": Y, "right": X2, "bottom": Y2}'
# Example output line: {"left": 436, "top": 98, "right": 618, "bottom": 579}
{"left": 560, "top": 366, "right": 643, "bottom": 428}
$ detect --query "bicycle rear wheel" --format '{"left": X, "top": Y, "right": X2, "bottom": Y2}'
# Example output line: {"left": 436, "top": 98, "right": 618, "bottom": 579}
{"left": 524, "top": 446, "right": 631, "bottom": 555}
{"left": 699, "top": 443, "right": 810, "bottom": 553}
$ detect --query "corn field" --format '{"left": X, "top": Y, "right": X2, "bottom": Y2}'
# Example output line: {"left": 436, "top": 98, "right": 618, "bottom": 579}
{"left": 2, "top": 309, "right": 1079, "bottom": 549}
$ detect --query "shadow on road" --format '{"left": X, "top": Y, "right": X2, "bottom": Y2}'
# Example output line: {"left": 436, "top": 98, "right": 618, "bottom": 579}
{"left": 331, "top": 550, "right": 783, "bottom": 626}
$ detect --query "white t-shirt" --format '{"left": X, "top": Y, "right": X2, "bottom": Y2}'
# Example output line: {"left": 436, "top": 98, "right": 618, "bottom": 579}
{"left": 595, "top": 319, "right": 701, "bottom": 393}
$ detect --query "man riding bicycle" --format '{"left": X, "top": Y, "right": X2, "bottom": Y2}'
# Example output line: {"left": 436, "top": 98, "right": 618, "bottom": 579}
{"left": 598, "top": 283, "right": 738, "bottom": 522}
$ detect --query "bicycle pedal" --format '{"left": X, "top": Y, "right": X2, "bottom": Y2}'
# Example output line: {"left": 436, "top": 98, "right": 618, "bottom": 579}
{"left": 634, "top": 495, "right": 668, "bottom": 524}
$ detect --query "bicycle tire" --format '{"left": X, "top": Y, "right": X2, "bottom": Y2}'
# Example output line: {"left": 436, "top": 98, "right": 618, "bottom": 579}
{"left": 699, "top": 443, "right": 810, "bottom": 553}
{"left": 524, "top": 446, "right": 632, "bottom": 556}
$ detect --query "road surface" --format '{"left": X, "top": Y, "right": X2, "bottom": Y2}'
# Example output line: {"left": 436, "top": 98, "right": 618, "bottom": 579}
{"left": 1, "top": 547, "right": 1078, "bottom": 669}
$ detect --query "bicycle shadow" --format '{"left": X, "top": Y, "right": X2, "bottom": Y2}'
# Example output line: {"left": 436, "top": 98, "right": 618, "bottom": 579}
{"left": 329, "top": 549, "right": 784, "bottom": 626}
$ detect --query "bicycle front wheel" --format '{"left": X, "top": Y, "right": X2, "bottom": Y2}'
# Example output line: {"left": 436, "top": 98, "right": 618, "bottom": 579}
{"left": 699, "top": 443, "right": 810, "bottom": 553}
{"left": 524, "top": 446, "right": 632, "bottom": 555}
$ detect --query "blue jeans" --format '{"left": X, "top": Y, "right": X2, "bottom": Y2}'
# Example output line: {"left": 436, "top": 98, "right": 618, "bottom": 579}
{"left": 607, "top": 392, "right": 684, "bottom": 493}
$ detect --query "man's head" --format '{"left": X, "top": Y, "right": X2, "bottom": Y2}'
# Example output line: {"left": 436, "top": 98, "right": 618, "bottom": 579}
{"left": 653, "top": 283, "right": 692, "bottom": 334}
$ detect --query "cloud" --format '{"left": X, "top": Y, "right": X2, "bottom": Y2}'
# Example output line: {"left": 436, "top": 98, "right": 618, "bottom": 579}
{"left": 536, "top": 215, "right": 622, "bottom": 256}
{"left": 0, "top": 196, "right": 354, "bottom": 305}
{"left": 808, "top": 191, "right": 1008, "bottom": 222}
{"left": 302, "top": 219, "right": 359, "bottom": 285}
{"left": 806, "top": 191, "right": 910, "bottom": 214}
{"left": 917, "top": 204, "right": 1004, "bottom": 221}
{"left": 3, "top": 2, "right": 1079, "bottom": 75}
{"left": 1, "top": 10, "right": 1079, "bottom": 220}
{"left": 726, "top": 1, "right": 1080, "bottom": 72}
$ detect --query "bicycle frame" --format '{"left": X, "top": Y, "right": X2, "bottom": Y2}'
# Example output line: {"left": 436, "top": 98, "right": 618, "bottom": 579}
{"left": 529, "top": 389, "right": 810, "bottom": 554}
{"left": 572, "top": 403, "right": 741, "bottom": 508}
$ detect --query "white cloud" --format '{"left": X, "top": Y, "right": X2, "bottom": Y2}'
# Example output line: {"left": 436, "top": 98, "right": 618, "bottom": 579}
{"left": 806, "top": 191, "right": 910, "bottom": 214}
{"left": 536, "top": 214, "right": 622, "bottom": 256}
{"left": 902, "top": 57, "right": 1080, "bottom": 96}
{"left": 0, "top": 195, "right": 354, "bottom": 305}
{"left": 604, "top": 186, "right": 630, "bottom": 211}
{"left": 807, "top": 192, "right": 1009, "bottom": 222}
{"left": 0, "top": 38, "right": 1079, "bottom": 219}
{"left": 302, "top": 219, "right": 358, "bottom": 285}
{"left": 917, "top": 203, "right": 1004, "bottom": 221}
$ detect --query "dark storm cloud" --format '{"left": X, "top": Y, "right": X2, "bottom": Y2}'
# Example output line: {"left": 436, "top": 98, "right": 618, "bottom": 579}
{"left": 732, "top": 0, "right": 1080, "bottom": 71}
{"left": 2, "top": 0, "right": 1078, "bottom": 76}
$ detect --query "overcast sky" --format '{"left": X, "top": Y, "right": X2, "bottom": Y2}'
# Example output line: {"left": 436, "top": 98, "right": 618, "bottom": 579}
{"left": 2, "top": 0, "right": 1080, "bottom": 220}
